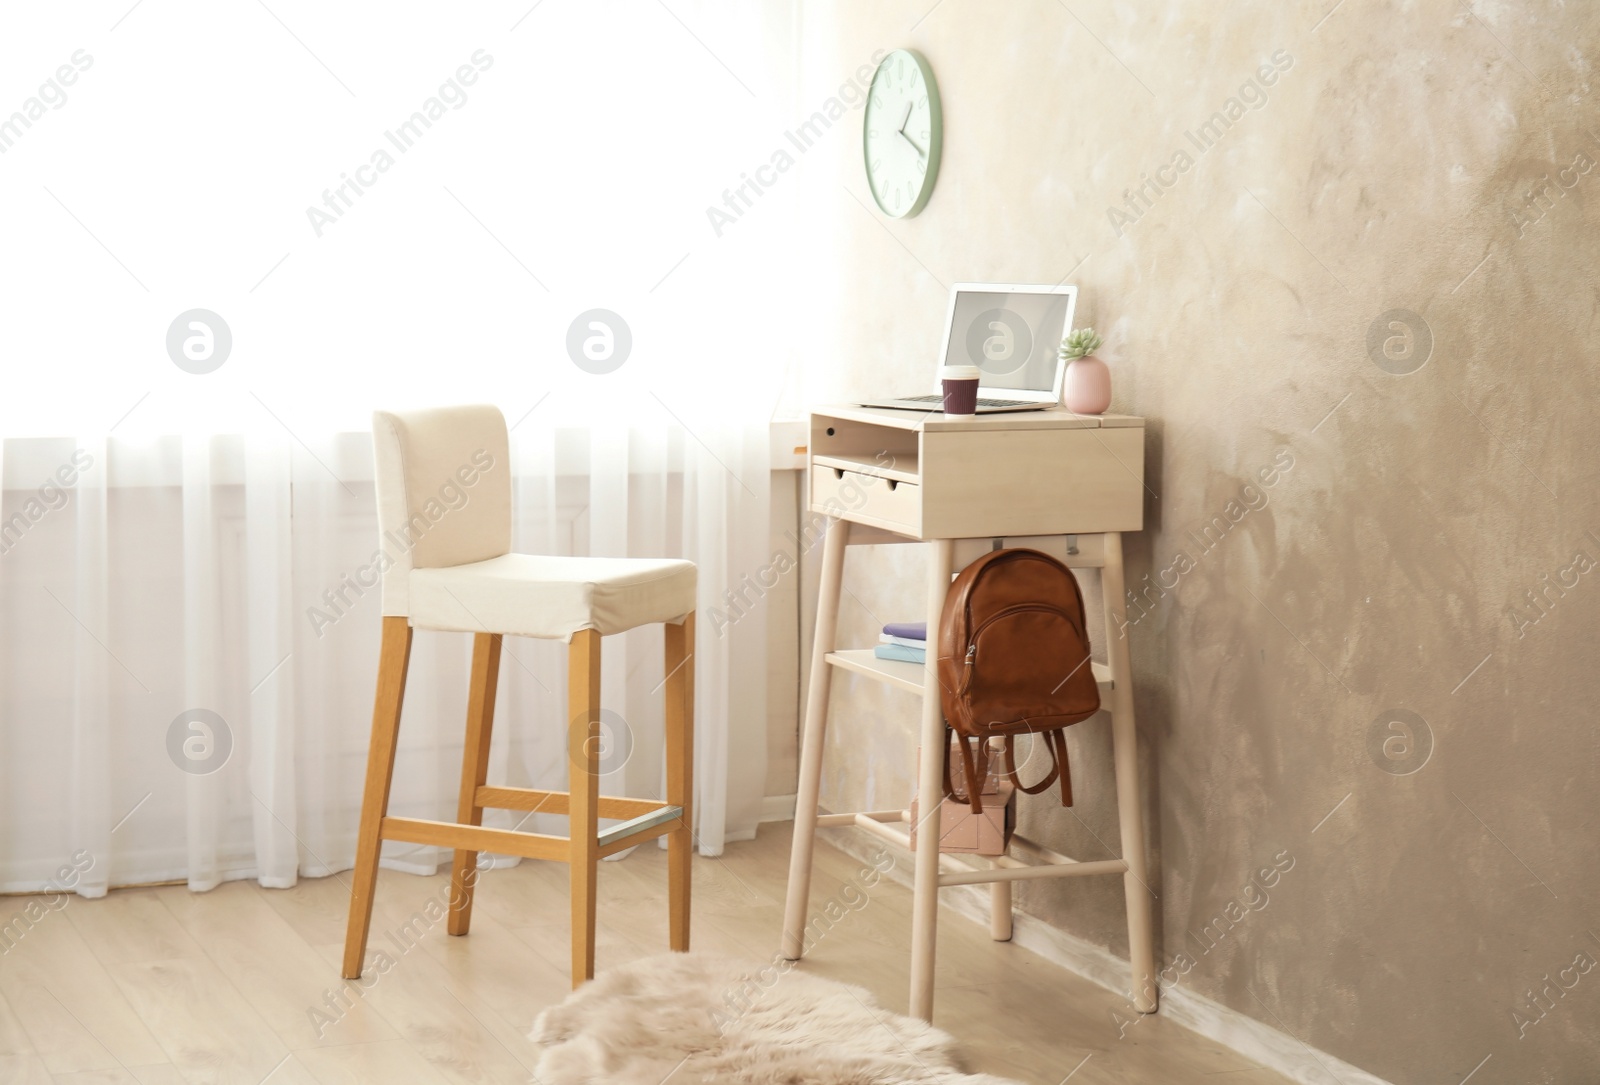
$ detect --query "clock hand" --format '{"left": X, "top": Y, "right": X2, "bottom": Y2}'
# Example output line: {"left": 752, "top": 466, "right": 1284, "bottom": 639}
{"left": 898, "top": 102, "right": 913, "bottom": 133}
{"left": 897, "top": 129, "right": 924, "bottom": 157}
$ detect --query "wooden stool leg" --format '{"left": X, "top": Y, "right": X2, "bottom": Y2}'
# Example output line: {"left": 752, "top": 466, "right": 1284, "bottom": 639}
{"left": 665, "top": 612, "right": 695, "bottom": 952}
{"left": 782, "top": 517, "right": 850, "bottom": 960}
{"left": 1102, "top": 533, "right": 1157, "bottom": 1013}
{"left": 567, "top": 628, "right": 602, "bottom": 987}
{"left": 909, "top": 537, "right": 954, "bottom": 1020}
{"left": 448, "top": 632, "right": 503, "bottom": 937}
{"left": 342, "top": 616, "right": 413, "bottom": 979}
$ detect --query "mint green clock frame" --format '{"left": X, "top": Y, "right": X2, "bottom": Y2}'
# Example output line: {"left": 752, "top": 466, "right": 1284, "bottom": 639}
{"left": 864, "top": 48, "right": 942, "bottom": 218}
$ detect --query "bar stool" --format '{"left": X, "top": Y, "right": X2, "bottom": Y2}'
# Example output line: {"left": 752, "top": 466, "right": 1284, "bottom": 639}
{"left": 342, "top": 404, "right": 696, "bottom": 987}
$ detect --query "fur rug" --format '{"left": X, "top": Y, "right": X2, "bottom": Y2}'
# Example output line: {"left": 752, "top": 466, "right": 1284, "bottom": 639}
{"left": 529, "top": 953, "right": 1023, "bottom": 1084}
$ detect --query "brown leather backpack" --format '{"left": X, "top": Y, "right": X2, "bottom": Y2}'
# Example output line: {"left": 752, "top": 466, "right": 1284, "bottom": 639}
{"left": 937, "top": 548, "right": 1100, "bottom": 814}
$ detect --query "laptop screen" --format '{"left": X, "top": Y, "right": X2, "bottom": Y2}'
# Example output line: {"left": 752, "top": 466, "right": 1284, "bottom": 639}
{"left": 942, "top": 289, "right": 1075, "bottom": 392}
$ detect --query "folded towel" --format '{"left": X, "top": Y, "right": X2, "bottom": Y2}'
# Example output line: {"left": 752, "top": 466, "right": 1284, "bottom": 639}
{"left": 873, "top": 643, "right": 926, "bottom": 664}
{"left": 879, "top": 633, "right": 926, "bottom": 649}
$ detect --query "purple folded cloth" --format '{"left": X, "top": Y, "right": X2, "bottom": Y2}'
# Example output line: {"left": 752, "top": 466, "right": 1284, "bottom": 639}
{"left": 882, "top": 621, "right": 927, "bottom": 641}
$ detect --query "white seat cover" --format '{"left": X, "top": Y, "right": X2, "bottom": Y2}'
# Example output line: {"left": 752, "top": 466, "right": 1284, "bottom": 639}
{"left": 409, "top": 553, "right": 697, "bottom": 640}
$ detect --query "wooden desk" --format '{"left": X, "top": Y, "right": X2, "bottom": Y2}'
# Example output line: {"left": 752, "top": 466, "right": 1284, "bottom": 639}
{"left": 781, "top": 405, "right": 1158, "bottom": 1020}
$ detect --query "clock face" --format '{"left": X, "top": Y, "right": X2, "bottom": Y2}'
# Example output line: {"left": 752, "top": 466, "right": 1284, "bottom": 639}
{"left": 863, "top": 49, "right": 942, "bottom": 218}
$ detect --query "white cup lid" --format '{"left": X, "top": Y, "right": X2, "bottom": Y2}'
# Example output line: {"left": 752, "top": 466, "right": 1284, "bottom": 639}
{"left": 941, "top": 365, "right": 981, "bottom": 380}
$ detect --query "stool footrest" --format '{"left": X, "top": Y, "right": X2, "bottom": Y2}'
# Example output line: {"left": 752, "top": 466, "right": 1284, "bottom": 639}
{"left": 380, "top": 816, "right": 567, "bottom": 861}
{"left": 598, "top": 805, "right": 685, "bottom": 857}
{"left": 381, "top": 808, "right": 687, "bottom": 864}
{"left": 476, "top": 785, "right": 662, "bottom": 821}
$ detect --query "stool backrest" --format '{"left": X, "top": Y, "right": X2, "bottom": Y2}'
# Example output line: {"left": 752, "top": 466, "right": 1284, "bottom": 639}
{"left": 371, "top": 405, "right": 512, "bottom": 617}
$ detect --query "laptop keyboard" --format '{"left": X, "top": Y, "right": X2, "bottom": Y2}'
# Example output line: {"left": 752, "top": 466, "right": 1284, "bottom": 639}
{"left": 897, "top": 394, "right": 1035, "bottom": 407}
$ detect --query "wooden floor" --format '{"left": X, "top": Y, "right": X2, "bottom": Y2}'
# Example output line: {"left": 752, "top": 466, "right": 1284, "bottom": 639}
{"left": 0, "top": 825, "right": 1293, "bottom": 1084}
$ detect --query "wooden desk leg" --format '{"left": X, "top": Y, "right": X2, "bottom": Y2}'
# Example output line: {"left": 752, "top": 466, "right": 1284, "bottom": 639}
{"left": 989, "top": 874, "right": 1013, "bottom": 941}
{"left": 909, "top": 537, "right": 954, "bottom": 1020}
{"left": 1102, "top": 532, "right": 1158, "bottom": 1013}
{"left": 781, "top": 517, "right": 850, "bottom": 960}
{"left": 987, "top": 740, "right": 1013, "bottom": 941}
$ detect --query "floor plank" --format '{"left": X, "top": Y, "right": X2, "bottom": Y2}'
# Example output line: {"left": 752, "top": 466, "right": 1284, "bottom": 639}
{"left": 306, "top": 936, "right": 542, "bottom": 1085}
{"left": 64, "top": 889, "right": 206, "bottom": 967}
{"left": 156, "top": 881, "right": 397, "bottom": 1050}
{"left": 0, "top": 911, "right": 168, "bottom": 1072}
{"left": 51, "top": 1069, "right": 163, "bottom": 1085}
{"left": 0, "top": 988, "right": 37, "bottom": 1056}
{"left": 125, "top": 1068, "right": 191, "bottom": 1085}
{"left": 295, "top": 1041, "right": 455, "bottom": 1085}
{"left": 105, "top": 957, "right": 289, "bottom": 1085}
{"left": 0, "top": 1053, "right": 54, "bottom": 1085}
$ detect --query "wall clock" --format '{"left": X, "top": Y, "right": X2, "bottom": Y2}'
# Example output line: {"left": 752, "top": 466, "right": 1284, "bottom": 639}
{"left": 863, "top": 49, "right": 942, "bottom": 218}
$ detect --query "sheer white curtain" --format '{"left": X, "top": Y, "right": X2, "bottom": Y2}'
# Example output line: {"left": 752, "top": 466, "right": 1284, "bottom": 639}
{"left": 0, "top": 0, "right": 797, "bottom": 895}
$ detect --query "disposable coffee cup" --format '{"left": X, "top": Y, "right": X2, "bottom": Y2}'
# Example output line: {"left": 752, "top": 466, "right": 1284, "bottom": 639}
{"left": 941, "top": 365, "right": 981, "bottom": 416}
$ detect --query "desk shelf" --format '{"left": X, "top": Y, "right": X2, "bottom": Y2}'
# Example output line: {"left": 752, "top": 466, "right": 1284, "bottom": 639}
{"left": 814, "top": 808, "right": 1129, "bottom": 888}
{"left": 826, "top": 649, "right": 1113, "bottom": 697}
{"left": 812, "top": 452, "right": 921, "bottom": 485}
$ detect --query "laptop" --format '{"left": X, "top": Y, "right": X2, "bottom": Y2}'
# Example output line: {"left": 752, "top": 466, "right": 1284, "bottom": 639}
{"left": 861, "top": 283, "right": 1079, "bottom": 414}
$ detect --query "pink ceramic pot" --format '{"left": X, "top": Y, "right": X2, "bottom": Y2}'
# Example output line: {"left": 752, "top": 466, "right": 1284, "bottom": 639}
{"left": 1063, "top": 355, "right": 1112, "bottom": 414}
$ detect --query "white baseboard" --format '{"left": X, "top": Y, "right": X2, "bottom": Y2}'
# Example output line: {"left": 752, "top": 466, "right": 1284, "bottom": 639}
{"left": 820, "top": 825, "right": 1394, "bottom": 1085}
{"left": 761, "top": 794, "right": 797, "bottom": 823}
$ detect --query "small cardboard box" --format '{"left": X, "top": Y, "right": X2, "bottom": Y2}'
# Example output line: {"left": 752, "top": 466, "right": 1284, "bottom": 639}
{"left": 909, "top": 741, "right": 1017, "bottom": 856}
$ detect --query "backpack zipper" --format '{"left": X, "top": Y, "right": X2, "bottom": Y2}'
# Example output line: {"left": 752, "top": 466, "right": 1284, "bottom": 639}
{"left": 960, "top": 603, "right": 1079, "bottom": 693}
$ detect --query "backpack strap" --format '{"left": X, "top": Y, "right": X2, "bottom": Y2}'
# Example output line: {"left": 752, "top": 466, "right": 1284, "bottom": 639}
{"left": 1050, "top": 729, "right": 1073, "bottom": 807}
{"left": 1003, "top": 732, "right": 1065, "bottom": 799}
{"left": 941, "top": 732, "right": 987, "bottom": 814}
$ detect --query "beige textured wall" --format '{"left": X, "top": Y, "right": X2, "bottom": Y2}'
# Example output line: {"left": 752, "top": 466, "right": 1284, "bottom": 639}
{"left": 794, "top": 2, "right": 1600, "bottom": 1081}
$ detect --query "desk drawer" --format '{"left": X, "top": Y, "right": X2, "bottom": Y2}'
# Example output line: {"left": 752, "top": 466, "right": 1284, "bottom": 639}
{"left": 811, "top": 465, "right": 920, "bottom": 533}
{"left": 920, "top": 427, "right": 1144, "bottom": 536}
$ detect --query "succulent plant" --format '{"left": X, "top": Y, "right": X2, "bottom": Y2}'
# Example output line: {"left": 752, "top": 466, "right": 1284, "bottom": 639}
{"left": 1059, "top": 327, "right": 1104, "bottom": 361}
